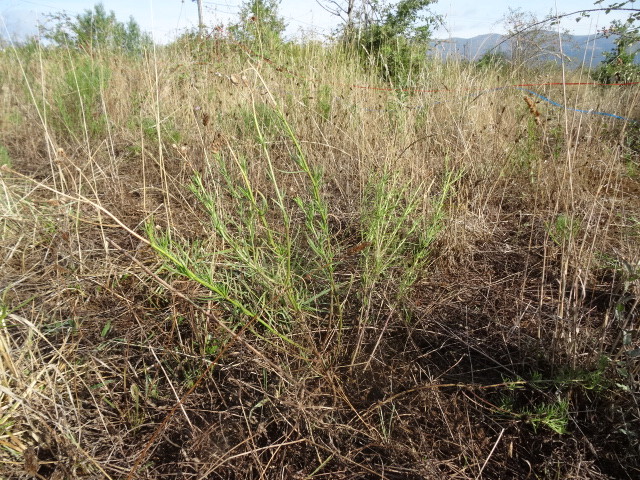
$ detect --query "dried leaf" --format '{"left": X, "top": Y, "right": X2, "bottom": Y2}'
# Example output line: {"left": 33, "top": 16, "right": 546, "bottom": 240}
{"left": 24, "top": 446, "right": 39, "bottom": 475}
{"left": 345, "top": 241, "right": 373, "bottom": 256}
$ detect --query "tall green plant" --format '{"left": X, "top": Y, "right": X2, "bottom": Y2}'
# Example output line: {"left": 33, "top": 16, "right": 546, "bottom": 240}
{"left": 359, "top": 165, "right": 461, "bottom": 306}
{"left": 52, "top": 58, "right": 110, "bottom": 139}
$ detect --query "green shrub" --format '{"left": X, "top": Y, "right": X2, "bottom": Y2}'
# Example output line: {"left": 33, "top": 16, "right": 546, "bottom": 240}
{"left": 476, "top": 51, "right": 510, "bottom": 71}
{"left": 52, "top": 58, "right": 110, "bottom": 139}
{"left": 592, "top": 22, "right": 640, "bottom": 83}
{"left": 343, "top": 0, "right": 440, "bottom": 85}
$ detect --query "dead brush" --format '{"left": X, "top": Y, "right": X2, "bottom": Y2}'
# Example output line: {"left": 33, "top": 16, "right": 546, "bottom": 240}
{"left": 1, "top": 28, "right": 640, "bottom": 480}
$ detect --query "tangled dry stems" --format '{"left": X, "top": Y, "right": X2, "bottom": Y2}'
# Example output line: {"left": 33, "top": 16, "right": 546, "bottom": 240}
{"left": 0, "top": 38, "right": 639, "bottom": 479}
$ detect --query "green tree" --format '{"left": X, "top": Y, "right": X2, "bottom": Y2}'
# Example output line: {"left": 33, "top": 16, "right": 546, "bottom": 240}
{"left": 41, "top": 3, "right": 151, "bottom": 55}
{"left": 229, "top": 0, "right": 286, "bottom": 51}
{"left": 571, "top": 2, "right": 640, "bottom": 82}
{"left": 341, "top": 0, "right": 440, "bottom": 84}
{"left": 592, "top": 0, "right": 640, "bottom": 33}
{"left": 592, "top": 20, "right": 640, "bottom": 83}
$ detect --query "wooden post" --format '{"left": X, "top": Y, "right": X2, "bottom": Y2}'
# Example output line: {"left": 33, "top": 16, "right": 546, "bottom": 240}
{"left": 196, "top": 0, "right": 204, "bottom": 37}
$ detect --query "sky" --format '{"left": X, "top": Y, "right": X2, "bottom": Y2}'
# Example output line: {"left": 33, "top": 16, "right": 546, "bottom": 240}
{"left": 0, "top": 0, "right": 633, "bottom": 44}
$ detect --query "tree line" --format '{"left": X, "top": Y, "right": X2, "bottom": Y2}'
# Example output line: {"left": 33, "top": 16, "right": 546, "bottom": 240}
{"left": 21, "top": 1, "right": 640, "bottom": 84}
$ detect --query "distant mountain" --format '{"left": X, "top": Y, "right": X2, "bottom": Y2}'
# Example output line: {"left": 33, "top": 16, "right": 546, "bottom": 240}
{"left": 430, "top": 32, "right": 623, "bottom": 68}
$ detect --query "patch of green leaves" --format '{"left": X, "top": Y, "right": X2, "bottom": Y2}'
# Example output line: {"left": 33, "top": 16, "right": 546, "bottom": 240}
{"left": 0, "top": 145, "right": 11, "bottom": 168}
{"left": 546, "top": 213, "right": 581, "bottom": 246}
{"left": 525, "top": 399, "right": 570, "bottom": 434}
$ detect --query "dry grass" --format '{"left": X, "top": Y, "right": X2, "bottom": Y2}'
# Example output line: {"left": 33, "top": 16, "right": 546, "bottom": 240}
{"left": 0, "top": 36, "right": 639, "bottom": 479}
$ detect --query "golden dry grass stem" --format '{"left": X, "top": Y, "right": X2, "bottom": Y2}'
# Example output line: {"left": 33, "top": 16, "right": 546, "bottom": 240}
{"left": 1, "top": 38, "right": 639, "bottom": 479}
